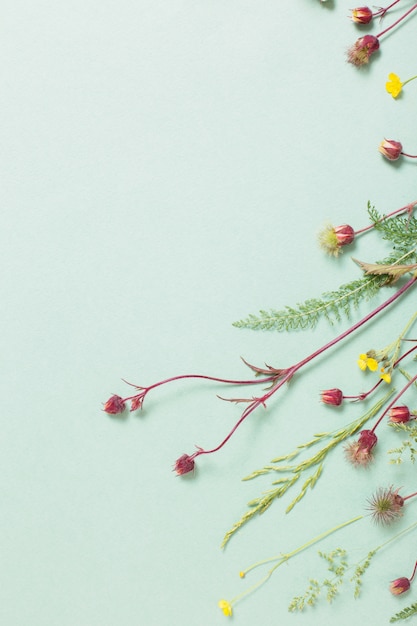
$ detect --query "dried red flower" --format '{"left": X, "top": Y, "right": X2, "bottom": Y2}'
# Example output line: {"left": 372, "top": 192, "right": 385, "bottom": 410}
{"left": 320, "top": 388, "right": 344, "bottom": 406}
{"left": 174, "top": 453, "right": 195, "bottom": 475}
{"left": 379, "top": 139, "right": 403, "bottom": 161}
{"left": 103, "top": 394, "right": 126, "bottom": 415}
{"left": 345, "top": 429, "right": 377, "bottom": 466}
{"left": 351, "top": 7, "right": 373, "bottom": 24}
{"left": 390, "top": 577, "right": 411, "bottom": 595}
{"left": 347, "top": 35, "right": 379, "bottom": 66}
{"left": 389, "top": 405, "right": 411, "bottom": 424}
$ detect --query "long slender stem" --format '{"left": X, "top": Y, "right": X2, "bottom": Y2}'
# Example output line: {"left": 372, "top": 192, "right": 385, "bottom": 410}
{"left": 354, "top": 202, "right": 416, "bottom": 236}
{"left": 370, "top": 372, "right": 417, "bottom": 433}
{"left": 196, "top": 276, "right": 417, "bottom": 458}
{"left": 230, "top": 515, "right": 363, "bottom": 606}
{"left": 377, "top": 3, "right": 417, "bottom": 38}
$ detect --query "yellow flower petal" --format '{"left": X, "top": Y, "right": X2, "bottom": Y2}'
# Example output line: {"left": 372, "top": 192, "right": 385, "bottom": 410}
{"left": 385, "top": 72, "right": 403, "bottom": 98}
{"left": 357, "top": 359, "right": 367, "bottom": 371}
{"left": 366, "top": 357, "right": 378, "bottom": 372}
{"left": 218, "top": 600, "right": 233, "bottom": 616}
{"left": 380, "top": 368, "right": 391, "bottom": 384}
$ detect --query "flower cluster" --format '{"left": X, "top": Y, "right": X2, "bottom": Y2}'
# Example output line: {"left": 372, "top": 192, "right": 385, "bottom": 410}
{"left": 102, "top": 4, "right": 417, "bottom": 623}
{"left": 347, "top": 3, "right": 417, "bottom": 68}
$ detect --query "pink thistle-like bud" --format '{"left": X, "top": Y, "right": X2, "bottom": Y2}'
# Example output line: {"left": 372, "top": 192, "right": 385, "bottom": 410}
{"left": 321, "top": 388, "right": 343, "bottom": 406}
{"left": 351, "top": 7, "right": 373, "bottom": 24}
{"left": 389, "top": 405, "right": 411, "bottom": 424}
{"left": 103, "top": 394, "right": 126, "bottom": 415}
{"left": 345, "top": 429, "right": 377, "bottom": 466}
{"left": 174, "top": 453, "right": 195, "bottom": 475}
{"left": 318, "top": 224, "right": 355, "bottom": 256}
{"left": 390, "top": 577, "right": 411, "bottom": 595}
{"left": 347, "top": 35, "right": 379, "bottom": 66}
{"left": 379, "top": 139, "right": 403, "bottom": 161}
{"left": 334, "top": 224, "right": 355, "bottom": 246}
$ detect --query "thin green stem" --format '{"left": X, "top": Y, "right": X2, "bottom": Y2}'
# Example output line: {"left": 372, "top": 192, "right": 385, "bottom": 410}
{"left": 230, "top": 515, "right": 363, "bottom": 607}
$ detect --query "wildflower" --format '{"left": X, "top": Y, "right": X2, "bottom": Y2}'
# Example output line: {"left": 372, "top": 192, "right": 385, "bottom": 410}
{"left": 345, "top": 429, "right": 377, "bottom": 466}
{"left": 386, "top": 73, "right": 403, "bottom": 98}
{"left": 379, "top": 367, "right": 391, "bottom": 384}
{"left": 347, "top": 35, "right": 379, "bottom": 66}
{"left": 218, "top": 599, "right": 233, "bottom": 616}
{"left": 386, "top": 72, "right": 417, "bottom": 98}
{"left": 357, "top": 352, "right": 378, "bottom": 372}
{"left": 379, "top": 139, "right": 403, "bottom": 161}
{"left": 103, "top": 394, "right": 126, "bottom": 415}
{"left": 367, "top": 486, "right": 404, "bottom": 525}
{"left": 320, "top": 388, "right": 343, "bottom": 406}
{"left": 351, "top": 7, "right": 373, "bottom": 24}
{"left": 389, "top": 405, "right": 411, "bottom": 423}
{"left": 318, "top": 224, "right": 355, "bottom": 256}
{"left": 390, "top": 562, "right": 417, "bottom": 595}
{"left": 174, "top": 453, "right": 195, "bottom": 475}
{"left": 390, "top": 577, "right": 411, "bottom": 595}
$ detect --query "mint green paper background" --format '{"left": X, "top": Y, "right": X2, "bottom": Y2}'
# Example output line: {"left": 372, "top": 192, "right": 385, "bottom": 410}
{"left": 2, "top": 2, "right": 417, "bottom": 625}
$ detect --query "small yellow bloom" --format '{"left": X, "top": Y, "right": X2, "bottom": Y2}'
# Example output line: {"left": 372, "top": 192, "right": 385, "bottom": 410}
{"left": 380, "top": 367, "right": 391, "bottom": 384}
{"left": 218, "top": 599, "right": 233, "bottom": 617}
{"left": 386, "top": 73, "right": 403, "bottom": 98}
{"left": 357, "top": 353, "right": 378, "bottom": 372}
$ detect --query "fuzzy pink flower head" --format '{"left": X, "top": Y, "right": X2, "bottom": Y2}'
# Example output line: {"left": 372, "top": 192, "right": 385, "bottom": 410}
{"left": 318, "top": 224, "right": 355, "bottom": 256}
{"left": 103, "top": 394, "right": 126, "bottom": 415}
{"left": 379, "top": 139, "right": 403, "bottom": 161}
{"left": 389, "top": 405, "right": 411, "bottom": 424}
{"left": 321, "top": 388, "right": 343, "bottom": 406}
{"left": 174, "top": 453, "right": 195, "bottom": 476}
{"left": 345, "top": 429, "right": 377, "bottom": 466}
{"left": 390, "top": 577, "right": 411, "bottom": 595}
{"left": 351, "top": 7, "right": 373, "bottom": 24}
{"left": 347, "top": 35, "right": 379, "bottom": 66}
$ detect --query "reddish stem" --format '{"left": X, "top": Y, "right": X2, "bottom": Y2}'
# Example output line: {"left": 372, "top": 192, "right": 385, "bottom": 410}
{"left": 377, "top": 3, "right": 417, "bottom": 38}
{"left": 343, "top": 342, "right": 417, "bottom": 401}
{"left": 354, "top": 202, "right": 416, "bottom": 236}
{"left": 122, "top": 372, "right": 277, "bottom": 404}
{"left": 370, "top": 371, "right": 417, "bottom": 433}
{"left": 193, "top": 276, "right": 417, "bottom": 459}
{"left": 409, "top": 560, "right": 417, "bottom": 583}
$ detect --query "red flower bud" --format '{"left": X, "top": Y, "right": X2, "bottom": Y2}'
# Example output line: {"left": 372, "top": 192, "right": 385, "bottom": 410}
{"left": 379, "top": 139, "right": 403, "bottom": 161}
{"left": 334, "top": 224, "right": 355, "bottom": 247}
{"left": 390, "top": 577, "right": 411, "bottom": 595}
{"left": 389, "top": 405, "right": 411, "bottom": 424}
{"left": 351, "top": 7, "right": 373, "bottom": 24}
{"left": 174, "top": 454, "right": 195, "bottom": 475}
{"left": 321, "top": 388, "right": 343, "bottom": 406}
{"left": 103, "top": 394, "right": 126, "bottom": 415}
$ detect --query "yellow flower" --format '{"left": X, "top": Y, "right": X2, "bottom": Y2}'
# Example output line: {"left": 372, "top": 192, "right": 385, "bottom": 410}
{"left": 386, "top": 73, "right": 403, "bottom": 98}
{"left": 357, "top": 353, "right": 378, "bottom": 372}
{"left": 380, "top": 367, "right": 391, "bottom": 384}
{"left": 218, "top": 599, "right": 233, "bottom": 617}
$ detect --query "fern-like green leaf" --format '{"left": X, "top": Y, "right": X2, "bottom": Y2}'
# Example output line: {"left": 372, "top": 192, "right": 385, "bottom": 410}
{"left": 390, "top": 602, "right": 417, "bottom": 622}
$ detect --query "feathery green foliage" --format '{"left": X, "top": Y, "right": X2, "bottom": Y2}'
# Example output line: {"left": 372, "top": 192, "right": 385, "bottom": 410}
{"left": 289, "top": 547, "right": 378, "bottom": 611}
{"left": 233, "top": 204, "right": 417, "bottom": 332}
{"left": 390, "top": 603, "right": 417, "bottom": 622}
{"left": 368, "top": 202, "right": 417, "bottom": 251}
